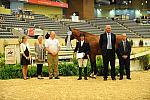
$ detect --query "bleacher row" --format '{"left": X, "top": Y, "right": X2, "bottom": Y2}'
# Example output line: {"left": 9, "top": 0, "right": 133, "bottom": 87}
{"left": 0, "top": 13, "right": 150, "bottom": 39}
{"left": 117, "top": 20, "right": 150, "bottom": 38}
{"left": 0, "top": 14, "right": 65, "bottom": 39}
{"left": 87, "top": 17, "right": 139, "bottom": 38}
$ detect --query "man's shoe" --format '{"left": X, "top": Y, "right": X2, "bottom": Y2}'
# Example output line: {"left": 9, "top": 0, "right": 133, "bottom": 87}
{"left": 119, "top": 78, "right": 123, "bottom": 80}
{"left": 104, "top": 78, "right": 107, "bottom": 81}
{"left": 55, "top": 76, "right": 60, "bottom": 79}
{"left": 49, "top": 77, "right": 53, "bottom": 79}
{"left": 84, "top": 77, "right": 88, "bottom": 80}
{"left": 77, "top": 77, "right": 82, "bottom": 80}
{"left": 127, "top": 78, "right": 131, "bottom": 80}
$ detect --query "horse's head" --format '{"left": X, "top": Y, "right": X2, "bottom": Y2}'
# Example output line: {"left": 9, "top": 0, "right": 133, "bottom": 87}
{"left": 65, "top": 27, "right": 81, "bottom": 44}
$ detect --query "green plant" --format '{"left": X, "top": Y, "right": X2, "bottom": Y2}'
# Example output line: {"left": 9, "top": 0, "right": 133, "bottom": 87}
{"left": 0, "top": 55, "right": 120, "bottom": 79}
{"left": 0, "top": 64, "right": 22, "bottom": 79}
{"left": 96, "top": 56, "right": 103, "bottom": 76}
{"left": 0, "top": 55, "right": 5, "bottom": 67}
{"left": 58, "top": 60, "right": 78, "bottom": 76}
{"left": 138, "top": 54, "right": 150, "bottom": 70}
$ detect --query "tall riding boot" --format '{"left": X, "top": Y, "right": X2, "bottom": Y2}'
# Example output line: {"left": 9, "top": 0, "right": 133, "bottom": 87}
{"left": 77, "top": 67, "right": 82, "bottom": 80}
{"left": 84, "top": 67, "right": 88, "bottom": 80}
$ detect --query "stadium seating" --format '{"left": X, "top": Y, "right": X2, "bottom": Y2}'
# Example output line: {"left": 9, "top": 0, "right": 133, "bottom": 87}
{"left": 30, "top": 14, "right": 64, "bottom": 34}
{"left": 117, "top": 20, "right": 150, "bottom": 38}
{"left": 1, "top": 13, "right": 149, "bottom": 39}
{"left": 61, "top": 21, "right": 102, "bottom": 36}
{"left": 0, "top": 27, "right": 19, "bottom": 39}
{"left": 87, "top": 17, "right": 140, "bottom": 38}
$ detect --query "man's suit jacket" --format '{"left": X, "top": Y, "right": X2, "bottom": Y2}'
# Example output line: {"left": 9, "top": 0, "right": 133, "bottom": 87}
{"left": 118, "top": 40, "right": 131, "bottom": 59}
{"left": 99, "top": 32, "right": 116, "bottom": 56}
{"left": 74, "top": 41, "right": 90, "bottom": 59}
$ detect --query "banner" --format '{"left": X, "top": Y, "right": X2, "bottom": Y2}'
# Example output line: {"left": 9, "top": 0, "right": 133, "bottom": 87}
{"left": 5, "top": 46, "right": 16, "bottom": 64}
{"left": 28, "top": 28, "right": 35, "bottom": 36}
{"left": 27, "top": 0, "right": 68, "bottom": 8}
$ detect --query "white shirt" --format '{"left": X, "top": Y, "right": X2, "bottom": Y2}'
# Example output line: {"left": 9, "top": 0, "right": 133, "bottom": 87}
{"left": 81, "top": 40, "right": 84, "bottom": 47}
{"left": 20, "top": 43, "right": 30, "bottom": 54}
{"left": 107, "top": 33, "right": 112, "bottom": 49}
{"left": 45, "top": 38, "right": 60, "bottom": 53}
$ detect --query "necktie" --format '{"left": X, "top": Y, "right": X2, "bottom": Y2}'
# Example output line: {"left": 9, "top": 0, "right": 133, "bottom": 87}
{"left": 124, "top": 41, "right": 126, "bottom": 51}
{"left": 107, "top": 33, "right": 112, "bottom": 49}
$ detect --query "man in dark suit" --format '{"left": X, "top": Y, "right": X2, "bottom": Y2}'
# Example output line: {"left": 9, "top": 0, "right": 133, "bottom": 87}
{"left": 99, "top": 25, "right": 116, "bottom": 81}
{"left": 74, "top": 34, "right": 90, "bottom": 80}
{"left": 118, "top": 33, "right": 131, "bottom": 80}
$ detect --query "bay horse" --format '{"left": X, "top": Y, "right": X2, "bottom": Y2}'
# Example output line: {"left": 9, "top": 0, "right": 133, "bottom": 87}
{"left": 65, "top": 28, "right": 122, "bottom": 77}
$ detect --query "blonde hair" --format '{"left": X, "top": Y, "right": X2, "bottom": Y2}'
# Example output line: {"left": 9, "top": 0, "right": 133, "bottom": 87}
{"left": 38, "top": 35, "right": 43, "bottom": 40}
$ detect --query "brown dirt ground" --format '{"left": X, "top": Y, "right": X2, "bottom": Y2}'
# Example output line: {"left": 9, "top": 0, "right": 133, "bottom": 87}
{"left": 0, "top": 71, "right": 150, "bottom": 100}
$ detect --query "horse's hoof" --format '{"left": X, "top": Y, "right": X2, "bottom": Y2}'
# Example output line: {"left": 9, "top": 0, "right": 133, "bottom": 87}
{"left": 91, "top": 76, "right": 96, "bottom": 79}
{"left": 93, "top": 75, "right": 97, "bottom": 79}
{"left": 92, "top": 77, "right": 96, "bottom": 79}
{"left": 89, "top": 76, "right": 93, "bottom": 78}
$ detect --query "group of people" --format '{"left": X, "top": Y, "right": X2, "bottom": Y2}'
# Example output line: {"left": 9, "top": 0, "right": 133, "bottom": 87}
{"left": 75, "top": 25, "right": 131, "bottom": 81}
{"left": 20, "top": 25, "right": 131, "bottom": 81}
{"left": 99, "top": 25, "right": 131, "bottom": 81}
{"left": 20, "top": 31, "right": 60, "bottom": 80}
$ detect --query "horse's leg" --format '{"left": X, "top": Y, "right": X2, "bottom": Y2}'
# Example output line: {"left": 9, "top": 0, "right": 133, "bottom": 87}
{"left": 89, "top": 54, "right": 97, "bottom": 78}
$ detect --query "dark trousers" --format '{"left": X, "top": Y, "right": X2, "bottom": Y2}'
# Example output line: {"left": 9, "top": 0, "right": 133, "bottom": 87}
{"left": 79, "top": 67, "right": 87, "bottom": 78}
{"left": 37, "top": 64, "right": 43, "bottom": 76}
{"left": 119, "top": 58, "right": 130, "bottom": 79}
{"left": 102, "top": 50, "right": 115, "bottom": 79}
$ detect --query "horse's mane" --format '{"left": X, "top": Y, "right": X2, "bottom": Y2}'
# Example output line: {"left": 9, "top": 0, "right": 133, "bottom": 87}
{"left": 73, "top": 28, "right": 98, "bottom": 37}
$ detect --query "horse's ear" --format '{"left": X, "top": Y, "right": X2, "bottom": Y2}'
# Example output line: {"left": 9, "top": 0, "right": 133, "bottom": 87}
{"left": 69, "top": 26, "right": 72, "bottom": 31}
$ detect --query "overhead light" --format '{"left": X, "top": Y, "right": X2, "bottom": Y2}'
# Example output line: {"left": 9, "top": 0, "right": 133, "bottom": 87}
{"left": 141, "top": 3, "right": 143, "bottom": 5}
{"left": 122, "top": 1, "right": 128, "bottom": 5}
{"left": 146, "top": 1, "right": 147, "bottom": 4}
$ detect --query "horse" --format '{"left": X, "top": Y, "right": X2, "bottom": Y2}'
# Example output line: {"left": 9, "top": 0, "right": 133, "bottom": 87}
{"left": 65, "top": 28, "right": 122, "bottom": 77}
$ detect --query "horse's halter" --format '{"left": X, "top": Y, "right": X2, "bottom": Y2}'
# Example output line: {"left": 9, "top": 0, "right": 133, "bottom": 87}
{"left": 66, "top": 31, "right": 74, "bottom": 50}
